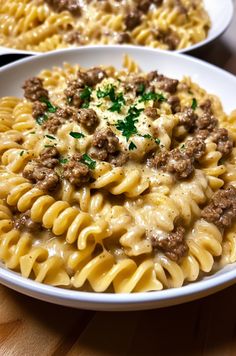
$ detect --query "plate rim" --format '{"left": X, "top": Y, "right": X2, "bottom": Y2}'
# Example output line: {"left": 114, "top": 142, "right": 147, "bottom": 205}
{"left": 1, "top": 45, "right": 236, "bottom": 311}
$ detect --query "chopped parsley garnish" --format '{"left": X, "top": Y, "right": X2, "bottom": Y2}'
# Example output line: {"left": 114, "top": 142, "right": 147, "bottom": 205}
{"left": 109, "top": 93, "right": 125, "bottom": 113}
{"left": 97, "top": 85, "right": 125, "bottom": 113}
{"left": 36, "top": 114, "right": 48, "bottom": 125}
{"left": 180, "top": 144, "right": 185, "bottom": 149}
{"left": 139, "top": 92, "right": 166, "bottom": 103}
{"left": 191, "top": 98, "right": 198, "bottom": 110}
{"left": 128, "top": 141, "right": 137, "bottom": 150}
{"left": 40, "top": 97, "right": 57, "bottom": 113}
{"left": 19, "top": 150, "right": 24, "bottom": 156}
{"left": 69, "top": 131, "right": 85, "bottom": 139}
{"left": 44, "top": 144, "right": 56, "bottom": 148}
{"left": 81, "top": 102, "right": 90, "bottom": 108}
{"left": 142, "top": 134, "right": 152, "bottom": 139}
{"left": 97, "top": 85, "right": 116, "bottom": 101}
{"left": 59, "top": 157, "right": 68, "bottom": 164}
{"left": 137, "top": 83, "right": 145, "bottom": 95}
{"left": 116, "top": 105, "right": 143, "bottom": 141}
{"left": 81, "top": 154, "right": 96, "bottom": 169}
{"left": 80, "top": 86, "right": 92, "bottom": 100}
{"left": 45, "top": 134, "right": 56, "bottom": 140}
{"left": 155, "top": 138, "right": 161, "bottom": 145}
{"left": 29, "top": 131, "right": 35, "bottom": 134}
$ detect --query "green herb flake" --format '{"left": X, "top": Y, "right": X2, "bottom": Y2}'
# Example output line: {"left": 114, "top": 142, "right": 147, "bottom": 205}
{"left": 139, "top": 92, "right": 166, "bottom": 103}
{"left": 45, "top": 134, "right": 56, "bottom": 140}
{"left": 115, "top": 105, "right": 143, "bottom": 141}
{"left": 36, "top": 114, "right": 48, "bottom": 125}
{"left": 81, "top": 102, "right": 90, "bottom": 108}
{"left": 29, "top": 131, "right": 36, "bottom": 134}
{"left": 137, "top": 83, "right": 145, "bottom": 95}
{"left": 142, "top": 134, "right": 152, "bottom": 139}
{"left": 128, "top": 141, "right": 137, "bottom": 151}
{"left": 59, "top": 157, "right": 68, "bottom": 164}
{"left": 109, "top": 93, "right": 125, "bottom": 113}
{"left": 81, "top": 154, "right": 96, "bottom": 169}
{"left": 69, "top": 131, "right": 85, "bottom": 139}
{"left": 180, "top": 144, "right": 185, "bottom": 149}
{"left": 40, "top": 97, "right": 57, "bottom": 113}
{"left": 191, "top": 98, "right": 198, "bottom": 110}
{"left": 44, "top": 144, "right": 55, "bottom": 148}
{"left": 80, "top": 86, "right": 92, "bottom": 100}
{"left": 97, "top": 85, "right": 116, "bottom": 101}
{"left": 19, "top": 150, "right": 24, "bottom": 156}
{"left": 155, "top": 138, "right": 161, "bottom": 145}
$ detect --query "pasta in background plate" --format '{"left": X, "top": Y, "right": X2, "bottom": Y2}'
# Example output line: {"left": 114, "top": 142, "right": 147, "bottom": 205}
{"left": 0, "top": 56, "right": 236, "bottom": 293}
{"left": 0, "top": 0, "right": 210, "bottom": 52}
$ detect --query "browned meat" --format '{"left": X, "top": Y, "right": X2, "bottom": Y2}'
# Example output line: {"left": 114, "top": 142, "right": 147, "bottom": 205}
{"left": 144, "top": 107, "right": 159, "bottom": 120}
{"left": 125, "top": 76, "right": 148, "bottom": 94}
{"left": 179, "top": 108, "right": 197, "bottom": 130}
{"left": 156, "top": 74, "right": 179, "bottom": 94}
{"left": 153, "top": 0, "right": 163, "bottom": 5}
{"left": 125, "top": 10, "right": 142, "bottom": 31}
{"left": 64, "top": 80, "right": 86, "bottom": 108}
{"left": 196, "top": 112, "right": 217, "bottom": 131}
{"left": 200, "top": 99, "right": 212, "bottom": 114}
{"left": 42, "top": 116, "right": 64, "bottom": 134}
{"left": 15, "top": 211, "right": 42, "bottom": 232}
{"left": 175, "top": 0, "right": 187, "bottom": 14}
{"left": 147, "top": 71, "right": 179, "bottom": 93}
{"left": 109, "top": 151, "right": 129, "bottom": 166}
{"left": 211, "top": 128, "right": 233, "bottom": 157}
{"left": 22, "top": 77, "right": 48, "bottom": 102}
{"left": 116, "top": 32, "right": 131, "bottom": 44}
{"left": 32, "top": 101, "right": 47, "bottom": 119}
{"left": 90, "top": 127, "right": 120, "bottom": 161}
{"left": 164, "top": 32, "right": 180, "bottom": 50}
{"left": 64, "top": 30, "right": 84, "bottom": 44}
{"left": 167, "top": 95, "right": 181, "bottom": 113}
{"left": 149, "top": 137, "right": 206, "bottom": 179}
{"left": 63, "top": 154, "right": 91, "bottom": 187}
{"left": 45, "top": 0, "right": 81, "bottom": 16}
{"left": 38, "top": 147, "right": 59, "bottom": 168}
{"left": 165, "top": 148, "right": 194, "bottom": 179}
{"left": 151, "top": 226, "right": 188, "bottom": 262}
{"left": 23, "top": 162, "right": 59, "bottom": 191}
{"left": 76, "top": 108, "right": 99, "bottom": 131}
{"left": 201, "top": 186, "right": 236, "bottom": 229}
{"left": 86, "top": 67, "right": 107, "bottom": 86}
{"left": 184, "top": 137, "right": 206, "bottom": 160}
{"left": 137, "top": 0, "right": 151, "bottom": 13}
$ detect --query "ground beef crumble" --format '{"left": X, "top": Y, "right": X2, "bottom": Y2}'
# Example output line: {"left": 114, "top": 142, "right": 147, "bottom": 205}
{"left": 148, "top": 137, "right": 206, "bottom": 179}
{"left": 201, "top": 186, "right": 236, "bottom": 229}
{"left": 14, "top": 211, "right": 42, "bottom": 232}
{"left": 76, "top": 108, "right": 99, "bottom": 132}
{"left": 42, "top": 107, "right": 76, "bottom": 133}
{"left": 37, "top": 147, "right": 59, "bottom": 168}
{"left": 125, "top": 10, "right": 142, "bottom": 31}
{"left": 144, "top": 107, "right": 159, "bottom": 120}
{"left": 22, "top": 77, "right": 48, "bottom": 102}
{"left": 32, "top": 101, "right": 47, "bottom": 119}
{"left": 23, "top": 162, "right": 60, "bottom": 191}
{"left": 45, "top": 0, "right": 81, "bottom": 16}
{"left": 147, "top": 71, "right": 179, "bottom": 93}
{"left": 63, "top": 154, "right": 92, "bottom": 187}
{"left": 211, "top": 128, "right": 233, "bottom": 157}
{"left": 151, "top": 226, "right": 188, "bottom": 262}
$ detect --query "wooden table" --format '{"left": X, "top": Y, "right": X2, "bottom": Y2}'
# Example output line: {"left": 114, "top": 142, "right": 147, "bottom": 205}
{"left": 1, "top": 9, "right": 236, "bottom": 356}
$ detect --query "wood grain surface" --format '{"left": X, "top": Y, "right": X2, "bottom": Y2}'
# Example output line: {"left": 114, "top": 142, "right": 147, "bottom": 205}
{"left": 0, "top": 6, "right": 236, "bottom": 356}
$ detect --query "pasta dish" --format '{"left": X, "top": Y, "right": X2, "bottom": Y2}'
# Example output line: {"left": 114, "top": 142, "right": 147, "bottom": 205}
{"left": 0, "top": 56, "right": 236, "bottom": 293}
{"left": 0, "top": 0, "right": 210, "bottom": 52}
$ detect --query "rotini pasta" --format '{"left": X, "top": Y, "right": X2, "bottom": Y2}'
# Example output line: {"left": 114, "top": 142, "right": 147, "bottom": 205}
{"left": 0, "top": 58, "right": 236, "bottom": 294}
{"left": 0, "top": 0, "right": 210, "bottom": 52}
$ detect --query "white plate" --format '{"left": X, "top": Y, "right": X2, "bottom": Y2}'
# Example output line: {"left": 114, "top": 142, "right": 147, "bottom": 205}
{"left": 0, "top": 0, "right": 234, "bottom": 56}
{"left": 0, "top": 46, "right": 236, "bottom": 311}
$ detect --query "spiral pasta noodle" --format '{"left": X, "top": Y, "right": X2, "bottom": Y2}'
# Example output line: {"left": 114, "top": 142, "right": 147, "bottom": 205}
{"left": 0, "top": 58, "right": 236, "bottom": 294}
{"left": 0, "top": 0, "right": 210, "bottom": 52}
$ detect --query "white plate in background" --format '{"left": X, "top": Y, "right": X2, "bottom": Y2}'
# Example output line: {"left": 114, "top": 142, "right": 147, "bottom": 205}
{"left": 0, "top": 46, "right": 236, "bottom": 311}
{"left": 0, "top": 0, "right": 234, "bottom": 56}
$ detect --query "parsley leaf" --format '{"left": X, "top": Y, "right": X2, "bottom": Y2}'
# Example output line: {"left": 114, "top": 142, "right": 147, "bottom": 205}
{"left": 19, "top": 150, "right": 24, "bottom": 156}
{"left": 79, "top": 86, "right": 92, "bottom": 100}
{"left": 45, "top": 134, "right": 56, "bottom": 140}
{"left": 97, "top": 85, "right": 116, "bottom": 101}
{"left": 81, "top": 154, "right": 96, "bottom": 169}
{"left": 155, "top": 138, "right": 161, "bottom": 145}
{"left": 128, "top": 141, "right": 137, "bottom": 150}
{"left": 69, "top": 131, "right": 85, "bottom": 139}
{"left": 137, "top": 83, "right": 145, "bottom": 95}
{"left": 81, "top": 102, "right": 90, "bottom": 108}
{"left": 40, "top": 97, "right": 57, "bottom": 113}
{"left": 116, "top": 105, "right": 143, "bottom": 141}
{"left": 139, "top": 92, "right": 166, "bottom": 103}
{"left": 36, "top": 114, "right": 48, "bottom": 125}
{"left": 59, "top": 157, "right": 68, "bottom": 164}
{"left": 142, "top": 134, "right": 152, "bottom": 139}
{"left": 109, "top": 93, "right": 125, "bottom": 113}
{"left": 191, "top": 98, "right": 198, "bottom": 110}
